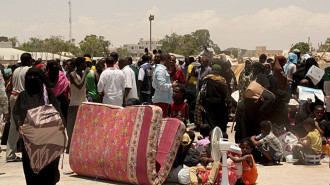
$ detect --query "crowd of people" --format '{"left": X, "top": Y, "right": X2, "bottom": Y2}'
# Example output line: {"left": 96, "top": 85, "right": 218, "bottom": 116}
{"left": 0, "top": 48, "right": 329, "bottom": 185}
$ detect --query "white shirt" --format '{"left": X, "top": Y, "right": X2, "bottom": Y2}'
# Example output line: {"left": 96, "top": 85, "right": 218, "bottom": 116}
{"left": 98, "top": 67, "right": 125, "bottom": 106}
{"left": 122, "top": 65, "right": 138, "bottom": 100}
{"left": 138, "top": 67, "right": 145, "bottom": 81}
{"left": 12, "top": 66, "right": 29, "bottom": 93}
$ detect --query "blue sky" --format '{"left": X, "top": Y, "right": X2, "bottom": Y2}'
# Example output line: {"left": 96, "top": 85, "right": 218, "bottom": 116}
{"left": 1, "top": 0, "right": 329, "bottom": 50}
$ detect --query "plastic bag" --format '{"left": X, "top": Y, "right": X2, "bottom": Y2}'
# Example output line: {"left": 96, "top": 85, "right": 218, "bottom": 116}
{"left": 178, "top": 166, "right": 191, "bottom": 184}
{"left": 227, "top": 158, "right": 242, "bottom": 179}
{"left": 214, "top": 170, "right": 237, "bottom": 185}
{"left": 277, "top": 132, "right": 298, "bottom": 159}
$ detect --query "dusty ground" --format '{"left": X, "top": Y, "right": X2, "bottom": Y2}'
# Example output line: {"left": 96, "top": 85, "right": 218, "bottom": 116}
{"left": 0, "top": 122, "right": 329, "bottom": 185}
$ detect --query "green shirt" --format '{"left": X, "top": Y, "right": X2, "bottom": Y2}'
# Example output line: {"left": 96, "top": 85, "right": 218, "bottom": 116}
{"left": 86, "top": 70, "right": 100, "bottom": 100}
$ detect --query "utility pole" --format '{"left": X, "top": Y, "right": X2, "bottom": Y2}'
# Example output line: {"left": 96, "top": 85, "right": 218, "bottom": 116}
{"left": 149, "top": 14, "right": 154, "bottom": 51}
{"left": 68, "top": 0, "right": 72, "bottom": 41}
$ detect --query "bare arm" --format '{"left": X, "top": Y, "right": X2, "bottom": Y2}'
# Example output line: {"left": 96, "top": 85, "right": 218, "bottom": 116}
{"left": 250, "top": 135, "right": 262, "bottom": 146}
{"left": 124, "top": 88, "right": 131, "bottom": 103}
{"left": 228, "top": 153, "right": 252, "bottom": 163}
{"left": 69, "top": 69, "right": 89, "bottom": 89}
{"left": 298, "top": 136, "right": 311, "bottom": 147}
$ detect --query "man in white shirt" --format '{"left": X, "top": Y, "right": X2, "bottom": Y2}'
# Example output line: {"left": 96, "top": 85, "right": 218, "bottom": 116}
{"left": 98, "top": 56, "right": 125, "bottom": 106}
{"left": 6, "top": 53, "right": 31, "bottom": 162}
{"left": 119, "top": 57, "right": 138, "bottom": 103}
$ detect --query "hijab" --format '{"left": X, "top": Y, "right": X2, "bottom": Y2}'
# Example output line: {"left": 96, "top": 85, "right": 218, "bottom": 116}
{"left": 284, "top": 53, "right": 297, "bottom": 74}
{"left": 25, "top": 68, "right": 53, "bottom": 96}
{"left": 47, "top": 60, "right": 60, "bottom": 84}
{"left": 274, "top": 56, "right": 288, "bottom": 91}
{"left": 252, "top": 62, "right": 270, "bottom": 89}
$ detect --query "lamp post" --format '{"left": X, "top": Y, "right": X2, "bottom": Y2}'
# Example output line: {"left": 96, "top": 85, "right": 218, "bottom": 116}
{"left": 149, "top": 14, "right": 154, "bottom": 52}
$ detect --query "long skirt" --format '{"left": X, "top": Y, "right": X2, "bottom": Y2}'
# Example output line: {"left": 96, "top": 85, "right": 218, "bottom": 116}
{"left": 21, "top": 139, "right": 60, "bottom": 185}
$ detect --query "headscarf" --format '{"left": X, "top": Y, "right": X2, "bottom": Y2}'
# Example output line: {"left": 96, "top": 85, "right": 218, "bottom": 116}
{"left": 220, "top": 60, "right": 231, "bottom": 74}
{"left": 252, "top": 62, "right": 265, "bottom": 77}
{"left": 274, "top": 56, "right": 288, "bottom": 91}
{"left": 46, "top": 60, "right": 70, "bottom": 97}
{"left": 5, "top": 68, "right": 12, "bottom": 75}
{"left": 47, "top": 60, "right": 60, "bottom": 84}
{"left": 204, "top": 64, "right": 226, "bottom": 84}
{"left": 212, "top": 64, "right": 221, "bottom": 75}
{"left": 25, "top": 68, "right": 53, "bottom": 96}
{"left": 284, "top": 53, "right": 297, "bottom": 74}
{"left": 252, "top": 62, "right": 270, "bottom": 89}
{"left": 244, "top": 59, "right": 252, "bottom": 76}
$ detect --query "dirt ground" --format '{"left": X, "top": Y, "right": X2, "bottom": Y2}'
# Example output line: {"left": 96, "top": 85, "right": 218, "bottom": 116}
{"left": 0, "top": 122, "right": 329, "bottom": 185}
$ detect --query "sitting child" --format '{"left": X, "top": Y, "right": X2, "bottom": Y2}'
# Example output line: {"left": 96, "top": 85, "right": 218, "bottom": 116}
{"left": 250, "top": 121, "right": 283, "bottom": 165}
{"left": 195, "top": 124, "right": 212, "bottom": 149}
{"left": 228, "top": 138, "right": 258, "bottom": 185}
{"left": 292, "top": 118, "right": 322, "bottom": 165}
{"left": 188, "top": 132, "right": 229, "bottom": 185}
{"left": 313, "top": 105, "right": 330, "bottom": 140}
{"left": 168, "top": 84, "right": 189, "bottom": 124}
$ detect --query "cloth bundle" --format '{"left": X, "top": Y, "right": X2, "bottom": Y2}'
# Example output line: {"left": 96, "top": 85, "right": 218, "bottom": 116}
{"left": 22, "top": 104, "right": 67, "bottom": 174}
{"left": 69, "top": 103, "right": 186, "bottom": 185}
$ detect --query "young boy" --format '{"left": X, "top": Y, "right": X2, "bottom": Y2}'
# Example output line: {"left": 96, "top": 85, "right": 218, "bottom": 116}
{"left": 313, "top": 105, "right": 330, "bottom": 139}
{"left": 168, "top": 84, "right": 189, "bottom": 124}
{"left": 228, "top": 138, "right": 258, "bottom": 185}
{"left": 250, "top": 121, "right": 283, "bottom": 165}
{"left": 292, "top": 118, "right": 322, "bottom": 165}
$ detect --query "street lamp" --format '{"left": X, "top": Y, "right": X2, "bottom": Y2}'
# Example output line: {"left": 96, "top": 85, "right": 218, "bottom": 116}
{"left": 149, "top": 14, "right": 154, "bottom": 52}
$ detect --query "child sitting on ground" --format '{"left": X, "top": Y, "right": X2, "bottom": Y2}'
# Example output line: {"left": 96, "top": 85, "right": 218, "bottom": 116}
{"left": 292, "top": 118, "right": 322, "bottom": 165}
{"left": 168, "top": 84, "right": 189, "bottom": 125}
{"left": 228, "top": 138, "right": 258, "bottom": 185}
{"left": 250, "top": 121, "right": 283, "bottom": 166}
{"left": 195, "top": 124, "right": 212, "bottom": 149}
{"left": 189, "top": 132, "right": 228, "bottom": 185}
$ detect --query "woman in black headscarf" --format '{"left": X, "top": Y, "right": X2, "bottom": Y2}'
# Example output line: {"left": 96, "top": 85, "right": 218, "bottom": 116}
{"left": 251, "top": 62, "right": 270, "bottom": 89}
{"left": 196, "top": 64, "right": 230, "bottom": 132}
{"left": 47, "top": 60, "right": 70, "bottom": 123}
{"left": 220, "top": 60, "right": 237, "bottom": 93}
{"left": 292, "top": 57, "right": 321, "bottom": 92}
{"left": 14, "top": 68, "right": 63, "bottom": 185}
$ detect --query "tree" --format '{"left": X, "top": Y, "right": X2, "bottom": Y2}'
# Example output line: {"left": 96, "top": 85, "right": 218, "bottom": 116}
{"left": 320, "top": 38, "right": 330, "bottom": 52}
{"left": 290, "top": 42, "right": 310, "bottom": 54}
{"left": 9, "top": 37, "right": 18, "bottom": 47}
{"left": 116, "top": 48, "right": 132, "bottom": 57}
{"left": 79, "top": 34, "right": 110, "bottom": 57}
{"left": 161, "top": 29, "right": 220, "bottom": 57}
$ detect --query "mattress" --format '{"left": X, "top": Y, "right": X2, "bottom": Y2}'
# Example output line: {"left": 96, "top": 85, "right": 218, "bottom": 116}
{"left": 69, "top": 103, "right": 185, "bottom": 185}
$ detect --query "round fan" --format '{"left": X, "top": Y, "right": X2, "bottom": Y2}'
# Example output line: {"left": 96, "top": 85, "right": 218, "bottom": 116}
{"left": 211, "top": 127, "right": 223, "bottom": 162}
{"left": 211, "top": 126, "right": 231, "bottom": 185}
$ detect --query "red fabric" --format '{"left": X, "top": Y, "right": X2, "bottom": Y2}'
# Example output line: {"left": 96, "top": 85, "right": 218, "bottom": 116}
{"left": 153, "top": 103, "right": 169, "bottom": 118}
{"left": 173, "top": 68, "right": 185, "bottom": 83}
{"left": 136, "top": 108, "right": 153, "bottom": 185}
{"left": 156, "top": 118, "right": 180, "bottom": 167}
{"left": 169, "top": 102, "right": 186, "bottom": 118}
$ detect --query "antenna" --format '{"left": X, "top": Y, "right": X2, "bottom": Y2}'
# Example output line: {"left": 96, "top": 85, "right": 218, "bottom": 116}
{"left": 68, "top": 0, "right": 72, "bottom": 41}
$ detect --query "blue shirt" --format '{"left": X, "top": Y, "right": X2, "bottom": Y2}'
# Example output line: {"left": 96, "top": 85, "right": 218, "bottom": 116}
{"left": 152, "top": 64, "right": 173, "bottom": 104}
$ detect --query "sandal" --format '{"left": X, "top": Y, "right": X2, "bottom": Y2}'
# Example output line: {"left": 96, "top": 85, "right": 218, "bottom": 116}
{"left": 6, "top": 156, "right": 22, "bottom": 162}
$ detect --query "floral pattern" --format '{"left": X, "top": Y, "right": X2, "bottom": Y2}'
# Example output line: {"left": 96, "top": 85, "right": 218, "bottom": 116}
{"left": 69, "top": 103, "right": 185, "bottom": 185}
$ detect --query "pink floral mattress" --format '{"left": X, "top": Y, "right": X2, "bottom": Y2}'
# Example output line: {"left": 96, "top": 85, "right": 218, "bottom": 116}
{"left": 69, "top": 103, "right": 185, "bottom": 185}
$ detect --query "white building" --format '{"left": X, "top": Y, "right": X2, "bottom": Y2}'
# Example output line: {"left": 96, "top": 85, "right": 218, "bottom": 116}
{"left": 0, "top": 37, "right": 13, "bottom": 48}
{"left": 123, "top": 38, "right": 162, "bottom": 58}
